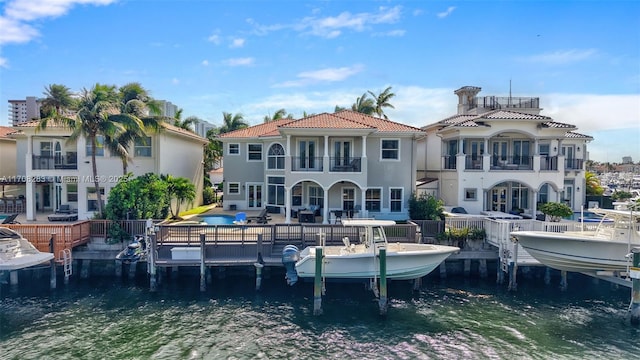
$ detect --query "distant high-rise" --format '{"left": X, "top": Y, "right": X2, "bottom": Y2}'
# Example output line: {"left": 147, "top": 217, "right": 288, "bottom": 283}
{"left": 193, "top": 119, "right": 216, "bottom": 138}
{"left": 622, "top": 156, "right": 633, "bottom": 164}
{"left": 156, "top": 100, "right": 178, "bottom": 118}
{"left": 8, "top": 96, "right": 41, "bottom": 126}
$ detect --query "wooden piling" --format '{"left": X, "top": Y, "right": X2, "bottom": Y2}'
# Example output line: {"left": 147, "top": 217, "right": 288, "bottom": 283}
{"left": 439, "top": 262, "right": 447, "bottom": 278}
{"left": 128, "top": 262, "right": 136, "bottom": 280}
{"left": 148, "top": 231, "right": 157, "bottom": 292}
{"left": 479, "top": 259, "right": 488, "bottom": 278}
{"left": 49, "top": 233, "right": 56, "bottom": 290}
{"left": 379, "top": 247, "right": 388, "bottom": 316}
{"left": 81, "top": 259, "right": 91, "bottom": 279}
{"left": 200, "top": 233, "right": 206, "bottom": 292}
{"left": 544, "top": 267, "right": 551, "bottom": 285}
{"left": 313, "top": 246, "right": 323, "bottom": 316}
{"left": 629, "top": 247, "right": 640, "bottom": 325}
{"left": 560, "top": 270, "right": 568, "bottom": 291}
{"left": 9, "top": 271, "right": 18, "bottom": 285}
{"left": 464, "top": 259, "right": 471, "bottom": 277}
{"left": 255, "top": 263, "right": 264, "bottom": 291}
{"left": 507, "top": 262, "right": 517, "bottom": 291}
{"left": 115, "top": 260, "right": 122, "bottom": 277}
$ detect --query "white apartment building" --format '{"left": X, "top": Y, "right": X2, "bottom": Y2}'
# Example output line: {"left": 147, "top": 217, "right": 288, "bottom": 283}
{"left": 8, "top": 97, "right": 41, "bottom": 126}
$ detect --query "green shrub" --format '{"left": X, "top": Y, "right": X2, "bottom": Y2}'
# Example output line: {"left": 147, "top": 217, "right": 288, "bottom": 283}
{"left": 539, "top": 202, "right": 573, "bottom": 222}
{"left": 203, "top": 187, "right": 215, "bottom": 205}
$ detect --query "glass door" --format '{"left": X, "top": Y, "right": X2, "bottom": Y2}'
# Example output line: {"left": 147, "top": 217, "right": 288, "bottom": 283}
{"left": 298, "top": 140, "right": 317, "bottom": 170}
{"left": 247, "top": 184, "right": 263, "bottom": 209}
{"left": 491, "top": 187, "right": 508, "bottom": 212}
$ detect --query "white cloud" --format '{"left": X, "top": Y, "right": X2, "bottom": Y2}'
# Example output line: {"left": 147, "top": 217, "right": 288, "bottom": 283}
{"left": 273, "top": 65, "right": 365, "bottom": 88}
{"left": 172, "top": 78, "right": 180, "bottom": 85}
{"left": 230, "top": 38, "right": 245, "bottom": 48}
{"left": 207, "top": 32, "right": 221, "bottom": 45}
{"left": 222, "top": 57, "right": 255, "bottom": 66}
{"left": 249, "top": 6, "right": 402, "bottom": 39}
{"left": 520, "top": 49, "right": 598, "bottom": 65}
{"left": 0, "top": 56, "right": 7, "bottom": 68}
{"left": 437, "top": 6, "right": 456, "bottom": 19}
{"left": 201, "top": 60, "right": 209, "bottom": 66}
{"left": 373, "top": 29, "right": 406, "bottom": 37}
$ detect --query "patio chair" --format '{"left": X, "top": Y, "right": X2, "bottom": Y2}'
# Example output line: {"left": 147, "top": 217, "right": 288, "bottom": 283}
{"left": 1, "top": 213, "right": 19, "bottom": 224}
{"left": 233, "top": 212, "right": 247, "bottom": 225}
{"left": 56, "top": 204, "right": 75, "bottom": 214}
{"left": 247, "top": 208, "right": 271, "bottom": 224}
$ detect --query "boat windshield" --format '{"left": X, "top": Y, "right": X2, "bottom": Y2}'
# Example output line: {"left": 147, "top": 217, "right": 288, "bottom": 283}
{"left": 372, "top": 227, "right": 386, "bottom": 244}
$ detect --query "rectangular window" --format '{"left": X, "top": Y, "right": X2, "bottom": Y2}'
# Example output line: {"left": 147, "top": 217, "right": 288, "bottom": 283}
{"left": 134, "top": 136, "right": 152, "bottom": 157}
{"left": 464, "top": 188, "right": 477, "bottom": 201}
{"left": 86, "top": 136, "right": 105, "bottom": 157}
{"left": 87, "top": 187, "right": 105, "bottom": 211}
{"left": 390, "top": 188, "right": 403, "bottom": 212}
{"left": 247, "top": 144, "right": 263, "bottom": 161}
{"left": 228, "top": 182, "right": 240, "bottom": 194}
{"left": 228, "top": 143, "right": 239, "bottom": 155}
{"left": 292, "top": 184, "right": 302, "bottom": 206}
{"left": 309, "top": 186, "right": 324, "bottom": 208}
{"left": 67, "top": 183, "right": 78, "bottom": 202}
{"left": 366, "top": 188, "right": 381, "bottom": 212}
{"left": 40, "top": 142, "right": 53, "bottom": 156}
{"left": 381, "top": 139, "right": 399, "bottom": 160}
{"left": 267, "top": 176, "right": 285, "bottom": 206}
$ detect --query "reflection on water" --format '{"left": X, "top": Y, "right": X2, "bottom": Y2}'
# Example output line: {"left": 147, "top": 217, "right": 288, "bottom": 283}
{"left": 1, "top": 271, "right": 640, "bottom": 359}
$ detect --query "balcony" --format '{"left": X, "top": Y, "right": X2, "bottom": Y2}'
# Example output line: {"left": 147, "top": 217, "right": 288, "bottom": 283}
{"left": 540, "top": 156, "right": 558, "bottom": 171}
{"left": 291, "top": 156, "right": 323, "bottom": 172}
{"left": 443, "top": 155, "right": 456, "bottom": 170}
{"left": 330, "top": 157, "right": 361, "bottom": 172}
{"left": 32, "top": 153, "right": 78, "bottom": 170}
{"left": 565, "top": 158, "right": 584, "bottom": 170}
{"left": 470, "top": 96, "right": 540, "bottom": 110}
{"left": 465, "top": 155, "right": 483, "bottom": 170}
{"left": 490, "top": 156, "right": 533, "bottom": 170}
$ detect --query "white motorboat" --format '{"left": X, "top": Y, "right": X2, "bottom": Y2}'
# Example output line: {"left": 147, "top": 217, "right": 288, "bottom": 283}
{"left": 510, "top": 209, "right": 640, "bottom": 274}
{"left": 283, "top": 219, "right": 459, "bottom": 285}
{"left": 0, "top": 227, "right": 54, "bottom": 271}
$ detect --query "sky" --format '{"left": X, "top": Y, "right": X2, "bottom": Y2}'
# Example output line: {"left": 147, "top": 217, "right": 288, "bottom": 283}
{"left": 0, "top": 0, "right": 638, "bottom": 163}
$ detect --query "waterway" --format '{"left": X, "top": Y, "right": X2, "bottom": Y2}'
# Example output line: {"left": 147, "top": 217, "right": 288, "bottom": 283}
{"left": 1, "top": 270, "right": 639, "bottom": 359}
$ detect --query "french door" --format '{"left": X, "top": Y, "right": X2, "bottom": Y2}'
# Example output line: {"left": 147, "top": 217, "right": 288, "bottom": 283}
{"left": 247, "top": 183, "right": 263, "bottom": 209}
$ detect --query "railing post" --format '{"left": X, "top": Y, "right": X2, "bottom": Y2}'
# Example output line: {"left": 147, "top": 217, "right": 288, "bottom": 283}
{"left": 199, "top": 232, "right": 206, "bottom": 292}
{"left": 49, "top": 233, "right": 56, "bottom": 290}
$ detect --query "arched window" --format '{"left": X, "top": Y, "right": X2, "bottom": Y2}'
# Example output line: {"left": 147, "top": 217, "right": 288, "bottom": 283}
{"left": 268, "top": 143, "right": 285, "bottom": 169}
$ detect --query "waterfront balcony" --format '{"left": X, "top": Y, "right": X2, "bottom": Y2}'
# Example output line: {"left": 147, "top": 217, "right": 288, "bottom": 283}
{"left": 330, "top": 157, "right": 361, "bottom": 172}
{"left": 490, "top": 156, "right": 533, "bottom": 171}
{"left": 32, "top": 153, "right": 78, "bottom": 170}
{"left": 465, "top": 155, "right": 483, "bottom": 170}
{"left": 565, "top": 158, "right": 584, "bottom": 170}
{"left": 291, "top": 156, "right": 323, "bottom": 172}
{"left": 540, "top": 156, "right": 559, "bottom": 171}
{"left": 443, "top": 155, "right": 456, "bottom": 170}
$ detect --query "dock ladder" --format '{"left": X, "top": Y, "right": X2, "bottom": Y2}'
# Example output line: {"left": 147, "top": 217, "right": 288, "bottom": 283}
{"left": 61, "top": 248, "right": 73, "bottom": 278}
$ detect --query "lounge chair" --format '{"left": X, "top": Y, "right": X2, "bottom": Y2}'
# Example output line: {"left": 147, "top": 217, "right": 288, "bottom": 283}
{"left": 233, "top": 212, "right": 247, "bottom": 225}
{"left": 55, "top": 204, "right": 74, "bottom": 214}
{"left": 1, "top": 213, "right": 19, "bottom": 224}
{"left": 247, "top": 208, "right": 271, "bottom": 224}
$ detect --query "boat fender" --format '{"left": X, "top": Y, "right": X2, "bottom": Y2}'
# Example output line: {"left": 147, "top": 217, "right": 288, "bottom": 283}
{"left": 282, "top": 245, "right": 300, "bottom": 286}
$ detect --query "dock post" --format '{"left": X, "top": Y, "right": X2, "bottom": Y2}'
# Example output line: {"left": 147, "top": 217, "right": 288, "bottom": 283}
{"left": 128, "top": 262, "right": 136, "bottom": 280}
{"left": 115, "top": 260, "right": 122, "bottom": 277}
{"left": 559, "top": 270, "right": 568, "bottom": 291}
{"left": 81, "top": 259, "right": 91, "bottom": 279}
{"left": 49, "top": 233, "right": 57, "bottom": 290}
{"left": 379, "top": 247, "right": 388, "bottom": 316}
{"left": 255, "top": 263, "right": 264, "bottom": 291}
{"left": 200, "top": 233, "right": 206, "bottom": 292}
{"left": 9, "top": 271, "right": 18, "bottom": 285}
{"left": 507, "top": 261, "right": 517, "bottom": 291}
{"left": 148, "top": 223, "right": 157, "bottom": 292}
{"left": 629, "top": 247, "right": 640, "bottom": 325}
{"left": 479, "top": 259, "right": 488, "bottom": 278}
{"left": 413, "top": 277, "right": 422, "bottom": 291}
{"left": 544, "top": 267, "right": 551, "bottom": 285}
{"left": 313, "top": 246, "right": 323, "bottom": 316}
{"left": 439, "top": 262, "right": 447, "bottom": 278}
{"left": 464, "top": 259, "right": 471, "bottom": 277}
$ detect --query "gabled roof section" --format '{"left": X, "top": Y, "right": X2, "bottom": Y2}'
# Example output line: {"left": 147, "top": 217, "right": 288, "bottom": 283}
{"left": 427, "top": 109, "right": 579, "bottom": 131}
{"left": 218, "top": 118, "right": 296, "bottom": 139}
{"left": 541, "top": 121, "right": 575, "bottom": 129}
{"left": 565, "top": 131, "right": 593, "bottom": 140}
{"left": 0, "top": 126, "right": 17, "bottom": 138}
{"left": 218, "top": 110, "right": 423, "bottom": 139}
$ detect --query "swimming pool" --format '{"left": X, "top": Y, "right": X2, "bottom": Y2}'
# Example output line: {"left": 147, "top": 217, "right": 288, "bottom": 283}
{"left": 565, "top": 211, "right": 613, "bottom": 223}
{"left": 198, "top": 214, "right": 236, "bottom": 225}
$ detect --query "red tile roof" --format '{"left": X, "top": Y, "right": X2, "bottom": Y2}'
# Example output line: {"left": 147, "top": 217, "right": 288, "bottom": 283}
{"left": 427, "top": 110, "right": 576, "bottom": 130}
{"left": 0, "top": 126, "right": 17, "bottom": 138}
{"left": 218, "top": 110, "right": 423, "bottom": 139}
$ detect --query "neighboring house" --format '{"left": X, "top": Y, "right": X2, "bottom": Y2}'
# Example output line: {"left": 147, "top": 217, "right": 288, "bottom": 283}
{"left": 209, "top": 167, "right": 224, "bottom": 187}
{"left": 10, "top": 122, "right": 208, "bottom": 221}
{"left": 217, "top": 110, "right": 425, "bottom": 223}
{"left": 0, "top": 126, "right": 19, "bottom": 199}
{"left": 417, "top": 85, "right": 593, "bottom": 216}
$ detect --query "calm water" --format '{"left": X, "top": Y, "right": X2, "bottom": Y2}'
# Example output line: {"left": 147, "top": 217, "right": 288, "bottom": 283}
{"left": 1, "top": 270, "right": 639, "bottom": 360}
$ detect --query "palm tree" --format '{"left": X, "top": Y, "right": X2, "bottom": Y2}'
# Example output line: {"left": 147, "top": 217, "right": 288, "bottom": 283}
{"left": 38, "top": 83, "right": 143, "bottom": 217}
{"left": 162, "top": 174, "right": 196, "bottom": 219}
{"left": 204, "top": 127, "right": 222, "bottom": 172}
{"left": 351, "top": 92, "right": 375, "bottom": 115}
{"left": 219, "top": 112, "right": 249, "bottom": 134}
{"left": 264, "top": 108, "right": 293, "bottom": 122}
{"left": 41, "top": 84, "right": 76, "bottom": 118}
{"left": 585, "top": 171, "right": 604, "bottom": 195}
{"left": 368, "top": 86, "right": 396, "bottom": 119}
{"left": 119, "top": 82, "right": 161, "bottom": 116}
{"left": 333, "top": 105, "right": 347, "bottom": 113}
{"left": 173, "top": 116, "right": 199, "bottom": 132}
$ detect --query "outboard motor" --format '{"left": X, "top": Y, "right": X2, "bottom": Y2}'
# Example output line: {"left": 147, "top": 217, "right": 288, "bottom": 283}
{"left": 282, "top": 245, "right": 300, "bottom": 286}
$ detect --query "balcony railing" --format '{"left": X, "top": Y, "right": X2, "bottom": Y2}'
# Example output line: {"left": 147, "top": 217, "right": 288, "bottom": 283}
{"left": 565, "top": 158, "right": 583, "bottom": 170}
{"left": 291, "top": 156, "right": 323, "bottom": 172}
{"left": 443, "top": 155, "right": 456, "bottom": 170}
{"left": 540, "top": 156, "right": 558, "bottom": 171}
{"left": 490, "top": 156, "right": 533, "bottom": 170}
{"left": 470, "top": 96, "right": 540, "bottom": 110}
{"left": 32, "top": 153, "right": 78, "bottom": 170}
{"left": 330, "top": 157, "right": 361, "bottom": 172}
{"left": 465, "top": 155, "right": 483, "bottom": 170}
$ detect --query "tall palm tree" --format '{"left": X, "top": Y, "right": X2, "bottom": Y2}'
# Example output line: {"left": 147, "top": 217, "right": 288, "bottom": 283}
{"left": 219, "top": 112, "right": 248, "bottom": 134}
{"left": 38, "top": 83, "right": 143, "bottom": 217}
{"left": 119, "top": 82, "right": 161, "bottom": 116}
{"left": 264, "top": 108, "right": 293, "bottom": 122}
{"left": 351, "top": 92, "right": 375, "bottom": 115}
{"left": 162, "top": 174, "right": 196, "bottom": 218}
{"left": 41, "top": 84, "right": 76, "bottom": 118}
{"left": 173, "top": 116, "right": 199, "bottom": 132}
{"left": 368, "top": 86, "right": 396, "bottom": 119}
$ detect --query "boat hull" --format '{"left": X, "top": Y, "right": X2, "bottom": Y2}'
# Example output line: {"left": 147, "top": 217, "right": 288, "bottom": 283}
{"left": 512, "top": 231, "right": 638, "bottom": 273}
{"left": 294, "top": 243, "right": 459, "bottom": 280}
{"left": 0, "top": 239, "right": 54, "bottom": 271}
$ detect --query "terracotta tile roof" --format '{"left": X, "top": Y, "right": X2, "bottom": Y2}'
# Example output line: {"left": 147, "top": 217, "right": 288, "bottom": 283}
{"left": 0, "top": 126, "right": 17, "bottom": 138}
{"left": 542, "top": 121, "right": 575, "bottom": 129}
{"left": 429, "top": 110, "right": 576, "bottom": 131}
{"left": 565, "top": 131, "right": 593, "bottom": 140}
{"left": 219, "top": 110, "right": 423, "bottom": 139}
{"left": 479, "top": 110, "right": 552, "bottom": 120}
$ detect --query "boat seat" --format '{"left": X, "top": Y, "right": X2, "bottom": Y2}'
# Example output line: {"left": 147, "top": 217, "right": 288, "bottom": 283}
{"left": 342, "top": 236, "right": 351, "bottom": 248}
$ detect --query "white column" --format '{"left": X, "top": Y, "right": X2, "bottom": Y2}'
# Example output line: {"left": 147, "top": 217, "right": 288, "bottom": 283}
{"left": 284, "top": 187, "right": 292, "bottom": 224}
{"left": 26, "top": 181, "right": 36, "bottom": 221}
{"left": 361, "top": 135, "right": 367, "bottom": 155}
{"left": 322, "top": 188, "right": 329, "bottom": 224}
{"left": 361, "top": 188, "right": 367, "bottom": 218}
